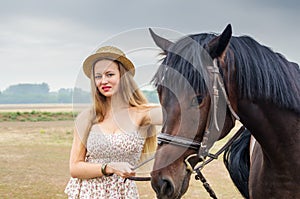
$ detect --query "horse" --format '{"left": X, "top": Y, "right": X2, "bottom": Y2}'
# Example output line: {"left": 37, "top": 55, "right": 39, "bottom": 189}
{"left": 149, "top": 24, "right": 300, "bottom": 199}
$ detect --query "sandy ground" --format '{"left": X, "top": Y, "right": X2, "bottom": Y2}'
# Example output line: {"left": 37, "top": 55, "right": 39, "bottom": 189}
{"left": 0, "top": 105, "right": 243, "bottom": 198}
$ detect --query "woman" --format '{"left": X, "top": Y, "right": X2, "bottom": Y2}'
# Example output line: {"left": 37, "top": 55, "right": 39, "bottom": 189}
{"left": 64, "top": 46, "right": 162, "bottom": 198}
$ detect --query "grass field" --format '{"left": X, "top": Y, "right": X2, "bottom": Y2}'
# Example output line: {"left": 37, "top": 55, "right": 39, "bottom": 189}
{"left": 0, "top": 111, "right": 75, "bottom": 122}
{"left": 0, "top": 104, "right": 74, "bottom": 112}
{"left": 0, "top": 104, "right": 243, "bottom": 198}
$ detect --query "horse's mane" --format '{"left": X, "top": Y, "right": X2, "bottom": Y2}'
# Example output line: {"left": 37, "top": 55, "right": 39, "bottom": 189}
{"left": 152, "top": 33, "right": 300, "bottom": 113}
{"left": 229, "top": 36, "right": 300, "bottom": 113}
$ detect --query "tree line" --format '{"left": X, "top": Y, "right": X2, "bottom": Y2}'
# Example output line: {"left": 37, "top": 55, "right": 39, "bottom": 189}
{"left": 0, "top": 83, "right": 159, "bottom": 104}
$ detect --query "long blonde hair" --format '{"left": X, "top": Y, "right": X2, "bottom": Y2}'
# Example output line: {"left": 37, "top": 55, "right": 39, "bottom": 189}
{"left": 90, "top": 59, "right": 157, "bottom": 160}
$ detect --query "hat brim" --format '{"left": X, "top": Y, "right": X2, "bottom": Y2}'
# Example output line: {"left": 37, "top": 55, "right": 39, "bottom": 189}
{"left": 83, "top": 52, "right": 135, "bottom": 78}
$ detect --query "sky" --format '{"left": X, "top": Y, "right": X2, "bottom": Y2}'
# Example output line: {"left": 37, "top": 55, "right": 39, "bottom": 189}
{"left": 0, "top": 0, "right": 299, "bottom": 92}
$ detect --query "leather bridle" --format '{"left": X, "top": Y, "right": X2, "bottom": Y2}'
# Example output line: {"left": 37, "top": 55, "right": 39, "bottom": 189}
{"left": 157, "top": 58, "right": 240, "bottom": 166}
{"left": 155, "top": 59, "right": 241, "bottom": 198}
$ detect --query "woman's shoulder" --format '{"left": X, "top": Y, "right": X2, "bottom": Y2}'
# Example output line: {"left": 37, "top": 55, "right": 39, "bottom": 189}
{"left": 129, "top": 104, "right": 162, "bottom": 126}
{"left": 131, "top": 103, "right": 161, "bottom": 112}
{"left": 75, "top": 107, "right": 94, "bottom": 120}
{"left": 74, "top": 107, "right": 95, "bottom": 138}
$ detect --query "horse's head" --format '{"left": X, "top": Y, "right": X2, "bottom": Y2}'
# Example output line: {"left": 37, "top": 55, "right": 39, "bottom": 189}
{"left": 150, "top": 24, "right": 238, "bottom": 198}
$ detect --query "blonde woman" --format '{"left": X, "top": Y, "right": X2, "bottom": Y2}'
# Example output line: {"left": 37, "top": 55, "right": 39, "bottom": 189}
{"left": 64, "top": 46, "right": 162, "bottom": 198}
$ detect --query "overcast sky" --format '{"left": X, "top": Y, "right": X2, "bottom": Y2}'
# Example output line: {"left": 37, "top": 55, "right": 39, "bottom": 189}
{"left": 0, "top": 0, "right": 299, "bottom": 92}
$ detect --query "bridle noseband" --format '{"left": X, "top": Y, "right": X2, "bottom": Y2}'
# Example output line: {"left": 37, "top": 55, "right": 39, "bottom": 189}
{"left": 157, "top": 133, "right": 201, "bottom": 150}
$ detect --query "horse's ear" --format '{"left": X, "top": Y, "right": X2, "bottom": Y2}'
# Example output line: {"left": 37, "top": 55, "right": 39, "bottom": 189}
{"left": 149, "top": 28, "right": 173, "bottom": 52}
{"left": 208, "top": 24, "right": 232, "bottom": 59}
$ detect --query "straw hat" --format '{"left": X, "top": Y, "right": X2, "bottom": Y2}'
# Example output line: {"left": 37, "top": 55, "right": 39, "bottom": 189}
{"left": 83, "top": 46, "right": 135, "bottom": 78}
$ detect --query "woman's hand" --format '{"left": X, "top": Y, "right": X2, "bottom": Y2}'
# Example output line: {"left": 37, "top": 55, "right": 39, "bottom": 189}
{"left": 106, "top": 162, "right": 135, "bottom": 178}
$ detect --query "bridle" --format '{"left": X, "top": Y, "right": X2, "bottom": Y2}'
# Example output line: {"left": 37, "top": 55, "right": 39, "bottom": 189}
{"left": 156, "top": 59, "right": 241, "bottom": 198}
{"left": 127, "top": 59, "right": 243, "bottom": 199}
{"left": 155, "top": 126, "right": 244, "bottom": 199}
{"left": 157, "top": 58, "right": 240, "bottom": 161}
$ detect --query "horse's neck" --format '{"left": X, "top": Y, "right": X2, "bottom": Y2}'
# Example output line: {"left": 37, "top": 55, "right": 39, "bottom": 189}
{"left": 237, "top": 99, "right": 300, "bottom": 163}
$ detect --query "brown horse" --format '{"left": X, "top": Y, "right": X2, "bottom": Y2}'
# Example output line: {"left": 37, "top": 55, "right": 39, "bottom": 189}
{"left": 149, "top": 24, "right": 300, "bottom": 199}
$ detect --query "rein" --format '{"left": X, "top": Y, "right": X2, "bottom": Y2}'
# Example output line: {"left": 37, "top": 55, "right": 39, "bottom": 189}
{"left": 192, "top": 126, "right": 245, "bottom": 199}
{"left": 126, "top": 154, "right": 155, "bottom": 181}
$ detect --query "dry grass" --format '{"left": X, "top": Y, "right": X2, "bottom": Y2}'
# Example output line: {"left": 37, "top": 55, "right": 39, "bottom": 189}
{"left": 0, "top": 121, "right": 73, "bottom": 199}
{"left": 0, "top": 112, "right": 243, "bottom": 198}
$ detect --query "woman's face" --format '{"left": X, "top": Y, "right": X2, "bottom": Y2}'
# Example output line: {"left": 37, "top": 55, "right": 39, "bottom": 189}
{"left": 94, "top": 59, "right": 121, "bottom": 97}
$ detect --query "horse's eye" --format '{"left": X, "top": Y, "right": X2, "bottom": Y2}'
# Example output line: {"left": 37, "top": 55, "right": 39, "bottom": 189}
{"left": 191, "top": 95, "right": 204, "bottom": 107}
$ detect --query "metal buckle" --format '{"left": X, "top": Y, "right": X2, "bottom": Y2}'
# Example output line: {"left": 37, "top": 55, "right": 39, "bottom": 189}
{"left": 184, "top": 154, "right": 198, "bottom": 173}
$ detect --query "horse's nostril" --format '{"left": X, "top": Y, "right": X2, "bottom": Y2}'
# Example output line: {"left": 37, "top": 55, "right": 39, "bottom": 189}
{"left": 160, "top": 178, "right": 174, "bottom": 197}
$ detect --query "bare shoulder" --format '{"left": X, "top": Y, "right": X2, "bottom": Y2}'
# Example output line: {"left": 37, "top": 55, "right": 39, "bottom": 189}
{"left": 76, "top": 107, "right": 94, "bottom": 120}
{"left": 130, "top": 104, "right": 160, "bottom": 114}
{"left": 74, "top": 107, "right": 94, "bottom": 141}
{"left": 130, "top": 104, "right": 162, "bottom": 125}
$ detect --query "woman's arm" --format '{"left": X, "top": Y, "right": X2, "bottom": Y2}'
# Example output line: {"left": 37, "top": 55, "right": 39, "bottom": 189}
{"left": 147, "top": 104, "right": 163, "bottom": 125}
{"left": 69, "top": 129, "right": 103, "bottom": 179}
{"left": 69, "top": 108, "right": 103, "bottom": 179}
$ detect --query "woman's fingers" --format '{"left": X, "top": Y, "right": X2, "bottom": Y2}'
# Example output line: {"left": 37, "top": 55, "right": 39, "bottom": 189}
{"left": 121, "top": 171, "right": 136, "bottom": 178}
{"left": 108, "top": 162, "right": 136, "bottom": 178}
{"left": 120, "top": 166, "right": 136, "bottom": 178}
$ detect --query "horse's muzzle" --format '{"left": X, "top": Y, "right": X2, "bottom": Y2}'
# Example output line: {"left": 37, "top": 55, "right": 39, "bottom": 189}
{"left": 151, "top": 175, "right": 176, "bottom": 199}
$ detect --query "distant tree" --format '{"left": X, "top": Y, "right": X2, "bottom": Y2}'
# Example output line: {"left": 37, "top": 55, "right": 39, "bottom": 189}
{"left": 72, "top": 88, "right": 91, "bottom": 103}
{"left": 57, "top": 88, "right": 73, "bottom": 103}
{"left": 3, "top": 83, "right": 50, "bottom": 95}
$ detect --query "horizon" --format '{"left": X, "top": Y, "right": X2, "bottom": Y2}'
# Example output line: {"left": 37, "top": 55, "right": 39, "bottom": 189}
{"left": 0, "top": 82, "right": 157, "bottom": 93}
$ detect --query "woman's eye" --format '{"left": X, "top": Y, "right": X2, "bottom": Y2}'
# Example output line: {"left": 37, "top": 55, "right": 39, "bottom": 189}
{"left": 107, "top": 73, "right": 114, "bottom": 77}
{"left": 95, "top": 75, "right": 102, "bottom": 79}
{"left": 191, "top": 95, "right": 203, "bottom": 107}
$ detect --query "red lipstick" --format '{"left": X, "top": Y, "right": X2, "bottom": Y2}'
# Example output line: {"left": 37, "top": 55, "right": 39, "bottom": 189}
{"left": 102, "top": 86, "right": 111, "bottom": 92}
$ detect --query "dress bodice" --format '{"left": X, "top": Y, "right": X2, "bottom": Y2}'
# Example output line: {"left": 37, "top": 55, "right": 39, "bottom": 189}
{"left": 86, "top": 130, "right": 145, "bottom": 166}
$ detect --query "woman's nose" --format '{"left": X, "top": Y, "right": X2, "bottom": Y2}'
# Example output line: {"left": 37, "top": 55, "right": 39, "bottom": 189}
{"left": 100, "top": 75, "right": 108, "bottom": 84}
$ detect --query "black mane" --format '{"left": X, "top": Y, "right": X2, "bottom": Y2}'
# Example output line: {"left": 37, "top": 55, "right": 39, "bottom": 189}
{"left": 229, "top": 36, "right": 300, "bottom": 112}
{"left": 152, "top": 33, "right": 300, "bottom": 113}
